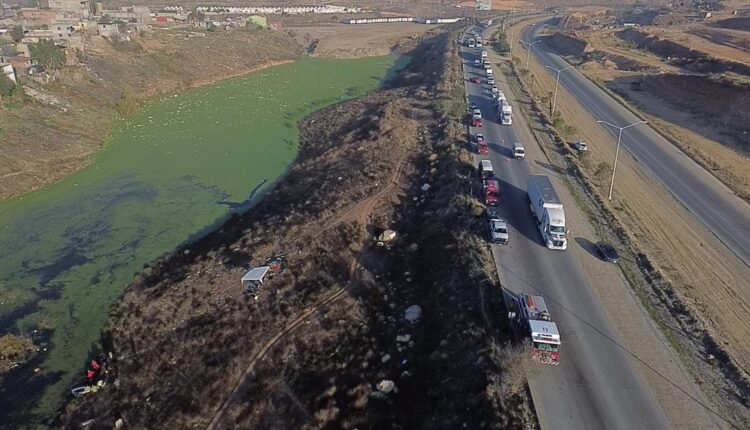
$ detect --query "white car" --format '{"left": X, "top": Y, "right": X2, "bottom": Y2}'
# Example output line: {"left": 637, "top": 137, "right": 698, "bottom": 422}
{"left": 487, "top": 210, "right": 509, "bottom": 245}
{"left": 488, "top": 78, "right": 495, "bottom": 85}
{"left": 473, "top": 108, "right": 482, "bottom": 119}
{"left": 573, "top": 141, "right": 588, "bottom": 151}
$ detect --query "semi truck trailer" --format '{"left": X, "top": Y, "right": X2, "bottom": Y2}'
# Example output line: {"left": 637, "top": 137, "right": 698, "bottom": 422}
{"left": 527, "top": 175, "right": 568, "bottom": 250}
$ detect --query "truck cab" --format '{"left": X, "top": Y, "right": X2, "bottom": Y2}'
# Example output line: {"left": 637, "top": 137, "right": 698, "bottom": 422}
{"left": 500, "top": 104, "right": 512, "bottom": 125}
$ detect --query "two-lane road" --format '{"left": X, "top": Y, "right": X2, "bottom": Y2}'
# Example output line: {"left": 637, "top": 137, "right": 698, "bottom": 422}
{"left": 459, "top": 27, "right": 718, "bottom": 430}
{"left": 522, "top": 22, "right": 750, "bottom": 267}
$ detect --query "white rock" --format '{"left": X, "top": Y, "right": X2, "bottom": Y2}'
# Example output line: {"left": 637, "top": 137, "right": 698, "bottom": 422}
{"left": 396, "top": 334, "right": 412, "bottom": 343}
{"left": 376, "top": 379, "right": 396, "bottom": 393}
{"left": 381, "top": 354, "right": 391, "bottom": 363}
{"left": 404, "top": 305, "right": 422, "bottom": 322}
{"left": 421, "top": 183, "right": 431, "bottom": 192}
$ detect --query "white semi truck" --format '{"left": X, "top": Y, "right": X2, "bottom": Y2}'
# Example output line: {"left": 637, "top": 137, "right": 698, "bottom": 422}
{"left": 499, "top": 100, "right": 512, "bottom": 125}
{"left": 527, "top": 175, "right": 567, "bottom": 250}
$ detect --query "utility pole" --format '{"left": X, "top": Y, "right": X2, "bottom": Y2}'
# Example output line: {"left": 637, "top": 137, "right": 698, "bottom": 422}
{"left": 596, "top": 120, "right": 648, "bottom": 200}
{"left": 545, "top": 65, "right": 574, "bottom": 116}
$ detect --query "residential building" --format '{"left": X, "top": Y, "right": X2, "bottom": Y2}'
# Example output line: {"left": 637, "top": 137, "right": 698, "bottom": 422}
{"left": 247, "top": 15, "right": 267, "bottom": 28}
{"left": 1, "top": 61, "right": 15, "bottom": 83}
{"left": 97, "top": 22, "right": 119, "bottom": 37}
{"left": 476, "top": 0, "right": 492, "bottom": 11}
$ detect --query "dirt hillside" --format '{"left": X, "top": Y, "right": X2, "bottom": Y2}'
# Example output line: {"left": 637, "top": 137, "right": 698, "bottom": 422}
{"left": 0, "top": 27, "right": 302, "bottom": 202}
{"left": 58, "top": 27, "right": 536, "bottom": 430}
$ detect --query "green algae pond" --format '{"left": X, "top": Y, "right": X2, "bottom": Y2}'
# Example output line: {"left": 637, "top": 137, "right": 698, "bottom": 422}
{"left": 0, "top": 55, "right": 403, "bottom": 426}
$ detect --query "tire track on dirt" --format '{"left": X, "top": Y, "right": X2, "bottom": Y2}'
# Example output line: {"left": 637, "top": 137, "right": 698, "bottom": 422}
{"left": 206, "top": 150, "right": 410, "bottom": 429}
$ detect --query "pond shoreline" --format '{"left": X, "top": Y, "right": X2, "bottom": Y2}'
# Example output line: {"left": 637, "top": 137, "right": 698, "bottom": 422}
{"left": 0, "top": 56, "right": 398, "bottom": 428}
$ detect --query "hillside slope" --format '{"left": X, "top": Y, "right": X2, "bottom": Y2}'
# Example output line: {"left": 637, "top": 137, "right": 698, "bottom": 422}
{"left": 0, "top": 27, "right": 302, "bottom": 201}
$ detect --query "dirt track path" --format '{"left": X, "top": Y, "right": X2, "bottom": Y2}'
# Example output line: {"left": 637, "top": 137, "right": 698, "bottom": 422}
{"left": 205, "top": 149, "right": 410, "bottom": 429}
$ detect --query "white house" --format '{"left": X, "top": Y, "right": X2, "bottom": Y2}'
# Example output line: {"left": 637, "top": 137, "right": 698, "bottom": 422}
{"left": 1, "top": 62, "right": 16, "bottom": 84}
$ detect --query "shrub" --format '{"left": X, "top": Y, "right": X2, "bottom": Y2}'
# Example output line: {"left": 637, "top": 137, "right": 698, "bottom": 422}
{"left": 29, "top": 40, "right": 66, "bottom": 70}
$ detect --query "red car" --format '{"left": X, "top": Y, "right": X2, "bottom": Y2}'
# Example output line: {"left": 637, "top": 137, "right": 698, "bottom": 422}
{"left": 477, "top": 140, "right": 489, "bottom": 154}
{"left": 470, "top": 76, "right": 481, "bottom": 84}
{"left": 483, "top": 179, "right": 500, "bottom": 206}
{"left": 471, "top": 117, "right": 482, "bottom": 127}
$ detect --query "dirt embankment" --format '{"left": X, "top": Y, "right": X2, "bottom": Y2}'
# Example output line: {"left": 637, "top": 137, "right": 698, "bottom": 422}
{"left": 0, "top": 27, "right": 302, "bottom": 202}
{"left": 612, "top": 73, "right": 750, "bottom": 157}
{"left": 58, "top": 28, "right": 535, "bottom": 430}
{"left": 615, "top": 28, "right": 750, "bottom": 76}
{"left": 540, "top": 31, "right": 589, "bottom": 57}
{"left": 289, "top": 23, "right": 434, "bottom": 58}
{"left": 712, "top": 17, "right": 750, "bottom": 32}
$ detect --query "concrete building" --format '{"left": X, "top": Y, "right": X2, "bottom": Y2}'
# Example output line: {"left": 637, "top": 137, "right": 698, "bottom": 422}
{"left": 476, "top": 0, "right": 492, "bottom": 11}
{"left": 1, "top": 61, "right": 15, "bottom": 84}
{"left": 1, "top": 55, "right": 36, "bottom": 75}
{"left": 343, "top": 17, "right": 414, "bottom": 24}
{"left": 97, "top": 22, "right": 120, "bottom": 37}
{"left": 197, "top": 5, "right": 361, "bottom": 16}
{"left": 247, "top": 15, "right": 267, "bottom": 28}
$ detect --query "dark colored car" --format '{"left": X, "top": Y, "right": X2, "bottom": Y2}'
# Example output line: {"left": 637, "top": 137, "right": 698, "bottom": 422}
{"left": 595, "top": 242, "right": 620, "bottom": 263}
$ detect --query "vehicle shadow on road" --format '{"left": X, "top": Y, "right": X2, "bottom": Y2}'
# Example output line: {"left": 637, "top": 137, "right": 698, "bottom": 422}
{"left": 491, "top": 175, "right": 546, "bottom": 245}
{"left": 488, "top": 142, "right": 514, "bottom": 159}
{"left": 533, "top": 160, "right": 565, "bottom": 177}
{"left": 574, "top": 237, "right": 599, "bottom": 259}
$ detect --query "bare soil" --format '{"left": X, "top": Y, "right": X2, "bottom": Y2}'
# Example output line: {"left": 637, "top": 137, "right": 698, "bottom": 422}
{"left": 615, "top": 28, "right": 750, "bottom": 76}
{"left": 552, "top": 24, "right": 750, "bottom": 202}
{"left": 608, "top": 74, "right": 750, "bottom": 199}
{"left": 288, "top": 23, "right": 434, "bottom": 58}
{"left": 58, "top": 28, "right": 536, "bottom": 430}
{"left": 508, "top": 16, "right": 750, "bottom": 427}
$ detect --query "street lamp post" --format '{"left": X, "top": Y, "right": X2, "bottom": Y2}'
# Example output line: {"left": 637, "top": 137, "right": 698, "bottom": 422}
{"left": 545, "top": 65, "right": 574, "bottom": 116}
{"left": 509, "top": 30, "right": 515, "bottom": 55}
{"left": 523, "top": 39, "right": 542, "bottom": 71}
{"left": 597, "top": 120, "right": 648, "bottom": 201}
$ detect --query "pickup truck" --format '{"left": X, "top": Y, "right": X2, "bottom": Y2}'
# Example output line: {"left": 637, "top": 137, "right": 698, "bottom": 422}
{"left": 487, "top": 209, "right": 509, "bottom": 244}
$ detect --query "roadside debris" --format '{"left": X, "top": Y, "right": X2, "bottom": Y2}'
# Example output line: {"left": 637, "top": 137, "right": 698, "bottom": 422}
{"left": 378, "top": 230, "right": 397, "bottom": 243}
{"left": 375, "top": 379, "right": 397, "bottom": 394}
{"left": 404, "top": 305, "right": 422, "bottom": 322}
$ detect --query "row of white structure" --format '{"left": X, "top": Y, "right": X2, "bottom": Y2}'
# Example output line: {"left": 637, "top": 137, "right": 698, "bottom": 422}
{"left": 194, "top": 5, "right": 361, "bottom": 15}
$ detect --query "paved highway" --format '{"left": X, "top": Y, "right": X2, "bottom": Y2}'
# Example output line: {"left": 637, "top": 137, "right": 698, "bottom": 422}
{"left": 460, "top": 29, "right": 672, "bottom": 429}
{"left": 522, "top": 22, "right": 750, "bottom": 267}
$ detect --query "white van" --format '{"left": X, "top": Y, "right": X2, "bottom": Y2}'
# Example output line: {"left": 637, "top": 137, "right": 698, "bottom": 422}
{"left": 513, "top": 143, "right": 526, "bottom": 159}
{"left": 479, "top": 159, "right": 494, "bottom": 178}
{"left": 485, "top": 67, "right": 493, "bottom": 76}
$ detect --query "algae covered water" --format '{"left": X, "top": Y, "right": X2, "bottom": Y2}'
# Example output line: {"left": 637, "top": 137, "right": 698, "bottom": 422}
{"left": 0, "top": 56, "right": 398, "bottom": 425}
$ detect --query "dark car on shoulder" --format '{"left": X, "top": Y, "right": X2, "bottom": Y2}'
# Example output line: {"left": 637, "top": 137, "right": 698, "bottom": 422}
{"left": 595, "top": 242, "right": 620, "bottom": 263}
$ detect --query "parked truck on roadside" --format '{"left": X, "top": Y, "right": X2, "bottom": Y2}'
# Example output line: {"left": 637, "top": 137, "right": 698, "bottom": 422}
{"left": 509, "top": 293, "right": 561, "bottom": 365}
{"left": 499, "top": 101, "right": 512, "bottom": 125}
{"left": 527, "top": 175, "right": 568, "bottom": 250}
